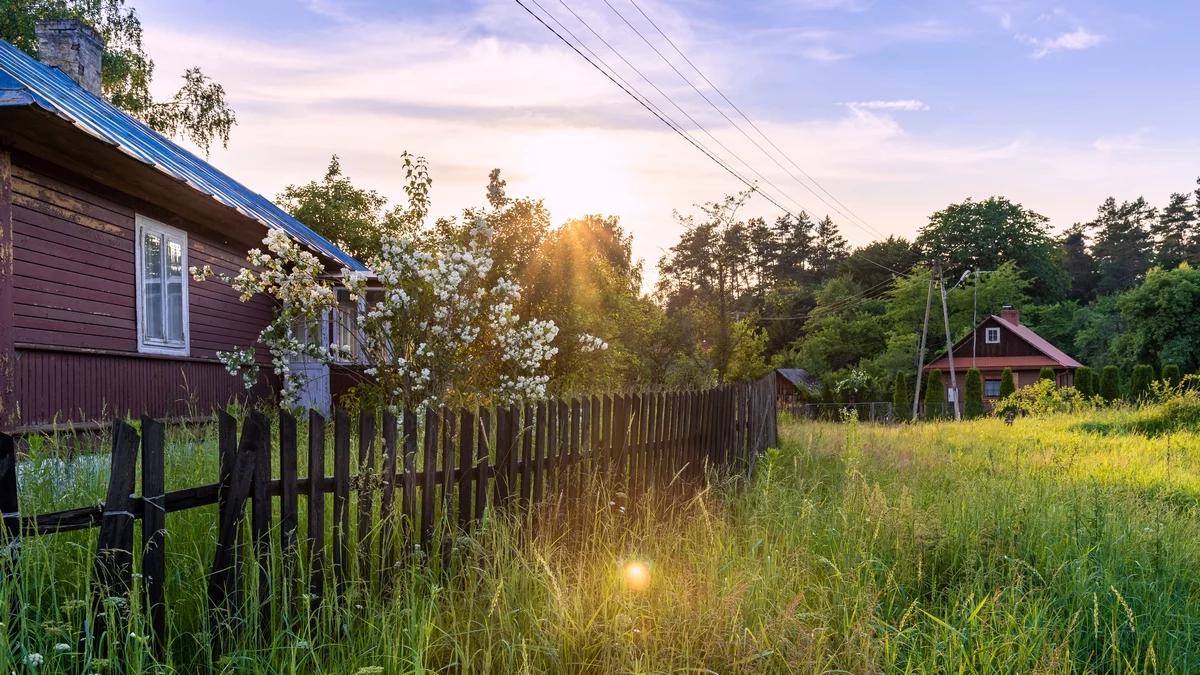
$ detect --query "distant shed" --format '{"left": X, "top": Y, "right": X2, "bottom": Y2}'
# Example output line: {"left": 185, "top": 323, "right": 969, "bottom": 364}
{"left": 775, "top": 368, "right": 821, "bottom": 397}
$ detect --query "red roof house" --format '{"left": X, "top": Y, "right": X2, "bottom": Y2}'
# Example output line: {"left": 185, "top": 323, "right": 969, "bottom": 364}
{"left": 924, "top": 306, "right": 1083, "bottom": 401}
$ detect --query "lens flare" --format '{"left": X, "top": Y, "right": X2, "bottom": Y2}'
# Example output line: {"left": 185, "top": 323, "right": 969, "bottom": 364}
{"left": 622, "top": 560, "right": 651, "bottom": 592}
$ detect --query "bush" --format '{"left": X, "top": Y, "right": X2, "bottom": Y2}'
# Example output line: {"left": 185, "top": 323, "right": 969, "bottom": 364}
{"left": 1100, "top": 366, "right": 1121, "bottom": 402}
{"left": 999, "top": 368, "right": 1016, "bottom": 399}
{"left": 1076, "top": 388, "right": 1200, "bottom": 436}
{"left": 1075, "top": 367, "right": 1095, "bottom": 397}
{"left": 1039, "top": 367, "right": 1056, "bottom": 382}
{"left": 994, "top": 379, "right": 1091, "bottom": 418}
{"left": 923, "top": 370, "right": 944, "bottom": 419}
{"left": 1163, "top": 363, "right": 1182, "bottom": 389}
{"left": 964, "top": 369, "right": 984, "bottom": 418}
{"left": 892, "top": 372, "right": 912, "bottom": 421}
{"left": 1129, "top": 364, "right": 1155, "bottom": 402}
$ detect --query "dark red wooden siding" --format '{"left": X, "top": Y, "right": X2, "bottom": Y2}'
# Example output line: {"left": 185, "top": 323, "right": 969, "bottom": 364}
{"left": 9, "top": 160, "right": 278, "bottom": 428}
{"left": 947, "top": 317, "right": 1042, "bottom": 360}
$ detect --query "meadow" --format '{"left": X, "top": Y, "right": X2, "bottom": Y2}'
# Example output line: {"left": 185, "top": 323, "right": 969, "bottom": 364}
{"left": 4, "top": 405, "right": 1200, "bottom": 673}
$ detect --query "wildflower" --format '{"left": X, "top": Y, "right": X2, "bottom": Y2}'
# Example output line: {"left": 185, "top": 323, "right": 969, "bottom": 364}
{"left": 54, "top": 643, "right": 71, "bottom": 652}
{"left": 294, "top": 639, "right": 310, "bottom": 649}
{"left": 26, "top": 652, "right": 44, "bottom": 667}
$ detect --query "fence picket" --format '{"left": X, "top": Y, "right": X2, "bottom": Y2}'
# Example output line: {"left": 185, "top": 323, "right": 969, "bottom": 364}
{"left": 357, "top": 411, "right": 376, "bottom": 584}
{"left": 333, "top": 410, "right": 352, "bottom": 596}
{"left": 474, "top": 408, "right": 491, "bottom": 522}
{"left": 91, "top": 420, "right": 139, "bottom": 649}
{"left": 421, "top": 407, "right": 439, "bottom": 556}
{"left": 208, "top": 413, "right": 258, "bottom": 645}
{"left": 0, "top": 432, "right": 17, "bottom": 642}
{"left": 458, "top": 409, "right": 475, "bottom": 531}
{"left": 401, "top": 410, "right": 418, "bottom": 560}
{"left": 139, "top": 417, "right": 166, "bottom": 658}
{"left": 306, "top": 411, "right": 326, "bottom": 611}
{"left": 279, "top": 412, "right": 299, "bottom": 611}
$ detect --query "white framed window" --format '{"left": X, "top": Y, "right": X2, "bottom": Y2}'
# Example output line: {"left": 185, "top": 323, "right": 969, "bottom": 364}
{"left": 328, "top": 289, "right": 360, "bottom": 363}
{"left": 984, "top": 327, "right": 1001, "bottom": 344}
{"left": 984, "top": 379, "right": 1002, "bottom": 397}
{"left": 135, "top": 215, "right": 189, "bottom": 356}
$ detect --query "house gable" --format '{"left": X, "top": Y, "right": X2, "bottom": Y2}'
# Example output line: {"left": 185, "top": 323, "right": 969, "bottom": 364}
{"left": 926, "top": 314, "right": 1082, "bottom": 371}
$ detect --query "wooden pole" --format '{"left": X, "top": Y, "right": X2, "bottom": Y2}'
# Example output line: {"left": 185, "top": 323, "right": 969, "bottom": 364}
{"left": 936, "top": 262, "right": 962, "bottom": 420}
{"left": 912, "top": 276, "right": 934, "bottom": 422}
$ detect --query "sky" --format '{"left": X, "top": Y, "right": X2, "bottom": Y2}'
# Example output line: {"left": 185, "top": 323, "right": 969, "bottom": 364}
{"left": 136, "top": 0, "right": 1200, "bottom": 284}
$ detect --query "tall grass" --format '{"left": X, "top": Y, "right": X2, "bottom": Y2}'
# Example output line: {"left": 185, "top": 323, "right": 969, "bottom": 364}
{"left": 3, "top": 408, "right": 1200, "bottom": 672}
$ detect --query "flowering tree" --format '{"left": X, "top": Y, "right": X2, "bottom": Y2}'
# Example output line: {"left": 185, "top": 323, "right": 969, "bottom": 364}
{"left": 194, "top": 156, "right": 606, "bottom": 413}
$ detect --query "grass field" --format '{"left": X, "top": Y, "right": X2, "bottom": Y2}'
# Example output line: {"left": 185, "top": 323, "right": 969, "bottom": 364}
{"left": 4, "top": 408, "right": 1200, "bottom": 673}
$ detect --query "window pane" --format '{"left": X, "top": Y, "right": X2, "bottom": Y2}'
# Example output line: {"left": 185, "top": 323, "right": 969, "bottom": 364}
{"left": 166, "top": 239, "right": 185, "bottom": 343}
{"left": 143, "top": 231, "right": 164, "bottom": 341}
{"left": 985, "top": 379, "right": 1001, "bottom": 397}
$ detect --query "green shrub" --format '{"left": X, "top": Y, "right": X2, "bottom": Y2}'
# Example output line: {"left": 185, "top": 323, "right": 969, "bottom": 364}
{"left": 999, "top": 368, "right": 1016, "bottom": 399}
{"left": 923, "top": 370, "right": 944, "bottom": 419}
{"left": 892, "top": 371, "right": 912, "bottom": 420}
{"left": 1130, "top": 364, "right": 1155, "bottom": 402}
{"left": 994, "top": 379, "right": 1091, "bottom": 418}
{"left": 1162, "top": 363, "right": 1182, "bottom": 389}
{"left": 1075, "top": 367, "right": 1095, "bottom": 397}
{"left": 1077, "top": 388, "right": 1200, "bottom": 436}
{"left": 964, "top": 369, "right": 984, "bottom": 418}
{"left": 1100, "top": 365, "right": 1121, "bottom": 402}
{"left": 1039, "top": 367, "right": 1056, "bottom": 382}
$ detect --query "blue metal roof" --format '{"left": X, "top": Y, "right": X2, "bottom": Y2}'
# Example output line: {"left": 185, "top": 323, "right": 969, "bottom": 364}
{"left": 0, "top": 39, "right": 368, "bottom": 272}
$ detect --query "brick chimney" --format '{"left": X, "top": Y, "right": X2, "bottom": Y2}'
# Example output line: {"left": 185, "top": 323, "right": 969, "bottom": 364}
{"left": 35, "top": 19, "right": 103, "bottom": 96}
{"left": 1000, "top": 305, "right": 1020, "bottom": 325}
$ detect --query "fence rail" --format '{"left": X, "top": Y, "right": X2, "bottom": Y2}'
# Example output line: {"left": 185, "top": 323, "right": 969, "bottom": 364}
{"left": 0, "top": 375, "right": 777, "bottom": 659}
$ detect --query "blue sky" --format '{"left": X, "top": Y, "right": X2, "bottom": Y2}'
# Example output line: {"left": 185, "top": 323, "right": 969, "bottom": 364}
{"left": 137, "top": 0, "right": 1200, "bottom": 278}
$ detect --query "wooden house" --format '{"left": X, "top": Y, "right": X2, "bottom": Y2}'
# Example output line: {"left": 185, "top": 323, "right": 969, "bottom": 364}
{"left": 0, "top": 21, "right": 367, "bottom": 431}
{"left": 924, "top": 306, "right": 1082, "bottom": 403}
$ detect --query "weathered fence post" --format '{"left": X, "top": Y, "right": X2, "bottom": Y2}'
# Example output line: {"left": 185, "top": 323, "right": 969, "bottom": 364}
{"left": 379, "top": 411, "right": 399, "bottom": 588}
{"left": 457, "top": 409, "right": 475, "bottom": 532}
{"left": 306, "top": 410, "right": 326, "bottom": 612}
{"left": 357, "top": 410, "right": 376, "bottom": 585}
{"left": 139, "top": 416, "right": 166, "bottom": 659}
{"left": 440, "top": 407, "right": 456, "bottom": 568}
{"left": 474, "top": 408, "right": 491, "bottom": 522}
{"left": 89, "top": 420, "right": 139, "bottom": 651}
{"left": 332, "top": 409, "right": 351, "bottom": 597}
{"left": 401, "top": 409, "right": 418, "bottom": 560}
{"left": 420, "top": 407, "right": 439, "bottom": 556}
{"left": 247, "top": 411, "right": 272, "bottom": 643}
{"left": 279, "top": 412, "right": 299, "bottom": 615}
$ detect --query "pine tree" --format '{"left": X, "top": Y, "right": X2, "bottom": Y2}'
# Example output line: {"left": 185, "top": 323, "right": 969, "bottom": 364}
{"left": 892, "top": 371, "right": 912, "bottom": 420}
{"left": 1039, "top": 367, "right": 1056, "bottom": 382}
{"left": 1153, "top": 192, "right": 1196, "bottom": 269}
{"left": 771, "top": 213, "right": 813, "bottom": 285}
{"left": 999, "top": 368, "right": 1016, "bottom": 399}
{"left": 1090, "top": 197, "right": 1155, "bottom": 294}
{"left": 810, "top": 215, "right": 849, "bottom": 282}
{"left": 1061, "top": 223, "right": 1098, "bottom": 302}
{"left": 1075, "top": 367, "right": 1095, "bottom": 397}
{"left": 1163, "top": 363, "right": 1182, "bottom": 389}
{"left": 923, "top": 370, "right": 944, "bottom": 419}
{"left": 964, "top": 369, "right": 984, "bottom": 418}
{"left": 1129, "top": 364, "right": 1155, "bottom": 402}
{"left": 1100, "top": 365, "right": 1121, "bottom": 402}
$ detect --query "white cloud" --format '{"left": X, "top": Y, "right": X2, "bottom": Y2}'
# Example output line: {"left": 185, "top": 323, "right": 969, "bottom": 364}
{"left": 136, "top": 1, "right": 1189, "bottom": 289}
{"left": 1025, "top": 27, "right": 1106, "bottom": 58}
{"left": 846, "top": 99, "right": 930, "bottom": 112}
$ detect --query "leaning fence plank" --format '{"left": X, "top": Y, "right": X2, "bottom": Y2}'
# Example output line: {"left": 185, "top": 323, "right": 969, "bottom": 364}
{"left": 402, "top": 410, "right": 418, "bottom": 560}
{"left": 474, "top": 408, "right": 492, "bottom": 522}
{"left": 246, "top": 411, "right": 273, "bottom": 643}
{"left": 279, "top": 412, "right": 299, "bottom": 610}
{"left": 306, "top": 410, "right": 326, "bottom": 611}
{"left": 357, "top": 410, "right": 377, "bottom": 584}
{"left": 458, "top": 408, "right": 476, "bottom": 531}
{"left": 333, "top": 409, "right": 352, "bottom": 596}
{"left": 420, "top": 407, "right": 439, "bottom": 556}
{"left": 91, "top": 420, "right": 140, "bottom": 649}
{"left": 534, "top": 401, "right": 547, "bottom": 507}
{"left": 556, "top": 400, "right": 570, "bottom": 504}
{"left": 493, "top": 406, "right": 514, "bottom": 508}
{"left": 216, "top": 411, "right": 243, "bottom": 614}
{"left": 379, "top": 411, "right": 399, "bottom": 582}
{"left": 208, "top": 413, "right": 257, "bottom": 646}
{"left": 515, "top": 404, "right": 531, "bottom": 512}
{"left": 139, "top": 417, "right": 167, "bottom": 658}
{"left": 440, "top": 407, "right": 456, "bottom": 568}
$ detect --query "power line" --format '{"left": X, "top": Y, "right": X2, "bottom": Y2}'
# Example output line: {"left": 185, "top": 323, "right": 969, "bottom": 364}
{"left": 512, "top": 0, "right": 787, "bottom": 213}
{"left": 543, "top": 0, "right": 826, "bottom": 227}
{"left": 756, "top": 275, "right": 898, "bottom": 323}
{"left": 608, "top": 0, "right": 888, "bottom": 240}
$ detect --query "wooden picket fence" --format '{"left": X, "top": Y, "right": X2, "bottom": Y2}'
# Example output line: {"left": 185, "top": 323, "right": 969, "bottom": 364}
{"left": 0, "top": 375, "right": 777, "bottom": 658}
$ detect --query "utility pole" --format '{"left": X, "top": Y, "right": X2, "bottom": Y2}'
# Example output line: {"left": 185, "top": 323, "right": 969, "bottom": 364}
{"left": 911, "top": 276, "right": 934, "bottom": 422}
{"left": 935, "top": 262, "right": 961, "bottom": 420}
